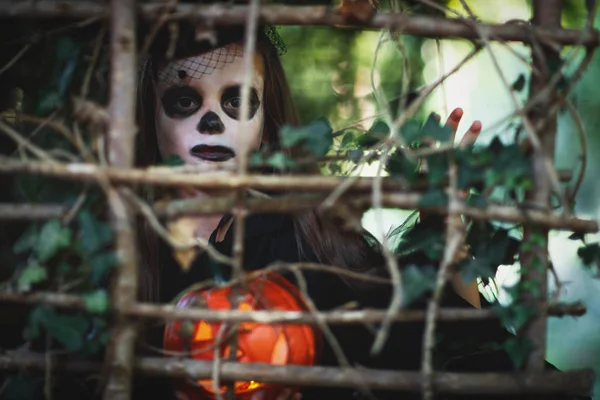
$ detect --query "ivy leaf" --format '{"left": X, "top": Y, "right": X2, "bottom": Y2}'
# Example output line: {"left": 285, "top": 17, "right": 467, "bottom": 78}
{"left": 280, "top": 118, "right": 333, "bottom": 158}
{"left": 511, "top": 74, "right": 526, "bottom": 92}
{"left": 13, "top": 223, "right": 39, "bottom": 255}
{"left": 401, "top": 265, "right": 437, "bottom": 306}
{"left": 17, "top": 261, "right": 47, "bottom": 292}
{"left": 24, "top": 306, "right": 90, "bottom": 352}
{"left": 356, "top": 119, "right": 389, "bottom": 148}
{"left": 341, "top": 131, "right": 355, "bottom": 148}
{"left": 78, "top": 210, "right": 113, "bottom": 254}
{"left": 421, "top": 113, "right": 453, "bottom": 142}
{"left": 160, "top": 154, "right": 185, "bottom": 166}
{"left": 577, "top": 243, "right": 600, "bottom": 266}
{"left": 1, "top": 374, "right": 37, "bottom": 400}
{"left": 460, "top": 258, "right": 496, "bottom": 285}
{"left": 249, "top": 151, "right": 264, "bottom": 167}
{"left": 36, "top": 219, "right": 72, "bottom": 262}
{"left": 568, "top": 231, "right": 585, "bottom": 241}
{"left": 266, "top": 152, "right": 296, "bottom": 171}
{"left": 426, "top": 153, "right": 448, "bottom": 187}
{"left": 386, "top": 150, "right": 418, "bottom": 181}
{"left": 493, "top": 303, "right": 536, "bottom": 332}
{"left": 418, "top": 189, "right": 448, "bottom": 208}
{"left": 89, "top": 253, "right": 117, "bottom": 286}
{"left": 502, "top": 337, "right": 535, "bottom": 369}
{"left": 399, "top": 119, "right": 422, "bottom": 144}
{"left": 348, "top": 148, "right": 363, "bottom": 164}
{"left": 83, "top": 290, "right": 109, "bottom": 314}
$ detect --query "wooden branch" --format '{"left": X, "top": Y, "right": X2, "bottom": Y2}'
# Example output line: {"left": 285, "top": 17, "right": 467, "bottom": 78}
{"left": 0, "top": 351, "right": 594, "bottom": 396}
{"left": 0, "top": 292, "right": 586, "bottom": 323}
{"left": 519, "top": 0, "right": 562, "bottom": 373}
{"left": 0, "top": 2, "right": 597, "bottom": 47}
{"left": 0, "top": 203, "right": 67, "bottom": 220}
{"left": 0, "top": 160, "right": 596, "bottom": 231}
{"left": 102, "top": 1, "right": 138, "bottom": 399}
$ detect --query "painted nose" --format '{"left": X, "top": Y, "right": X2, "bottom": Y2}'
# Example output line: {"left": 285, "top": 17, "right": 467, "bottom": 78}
{"left": 197, "top": 111, "right": 225, "bottom": 134}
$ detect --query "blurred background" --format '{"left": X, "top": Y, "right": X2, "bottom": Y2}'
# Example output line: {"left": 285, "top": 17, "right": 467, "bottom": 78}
{"left": 279, "top": 0, "right": 600, "bottom": 397}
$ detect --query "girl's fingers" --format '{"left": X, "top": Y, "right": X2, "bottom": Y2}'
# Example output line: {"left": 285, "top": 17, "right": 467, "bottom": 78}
{"left": 459, "top": 120, "right": 482, "bottom": 148}
{"left": 249, "top": 390, "right": 266, "bottom": 400}
{"left": 445, "top": 107, "right": 464, "bottom": 140}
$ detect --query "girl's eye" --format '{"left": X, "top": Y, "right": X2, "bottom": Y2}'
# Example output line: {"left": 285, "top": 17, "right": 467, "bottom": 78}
{"left": 175, "top": 97, "right": 196, "bottom": 110}
{"left": 224, "top": 97, "right": 242, "bottom": 109}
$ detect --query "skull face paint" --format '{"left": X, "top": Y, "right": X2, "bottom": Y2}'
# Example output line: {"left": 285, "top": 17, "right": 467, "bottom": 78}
{"left": 154, "top": 44, "right": 265, "bottom": 168}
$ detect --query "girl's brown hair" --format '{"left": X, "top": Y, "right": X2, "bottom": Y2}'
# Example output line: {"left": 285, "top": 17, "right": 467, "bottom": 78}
{"left": 135, "top": 23, "right": 384, "bottom": 302}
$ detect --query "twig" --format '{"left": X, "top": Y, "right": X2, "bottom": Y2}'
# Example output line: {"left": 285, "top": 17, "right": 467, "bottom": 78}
{"left": 0, "top": 351, "right": 595, "bottom": 395}
{"left": 0, "top": 291, "right": 586, "bottom": 324}
{"left": 121, "top": 188, "right": 233, "bottom": 267}
{"left": 0, "top": 43, "right": 32, "bottom": 77}
{"left": 421, "top": 162, "right": 464, "bottom": 400}
{"left": 563, "top": 100, "right": 587, "bottom": 204}
{"left": 81, "top": 25, "right": 106, "bottom": 99}
{"left": 102, "top": 0, "right": 139, "bottom": 399}
{"left": 0, "top": 119, "right": 58, "bottom": 163}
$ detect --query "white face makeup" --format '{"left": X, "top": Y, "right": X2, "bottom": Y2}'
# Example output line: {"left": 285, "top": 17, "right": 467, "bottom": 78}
{"left": 154, "top": 44, "right": 265, "bottom": 170}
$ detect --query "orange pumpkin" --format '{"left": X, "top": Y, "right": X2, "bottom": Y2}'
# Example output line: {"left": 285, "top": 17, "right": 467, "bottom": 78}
{"left": 163, "top": 272, "right": 321, "bottom": 400}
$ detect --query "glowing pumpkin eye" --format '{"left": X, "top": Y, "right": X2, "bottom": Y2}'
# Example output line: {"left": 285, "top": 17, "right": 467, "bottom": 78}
{"left": 163, "top": 272, "right": 322, "bottom": 400}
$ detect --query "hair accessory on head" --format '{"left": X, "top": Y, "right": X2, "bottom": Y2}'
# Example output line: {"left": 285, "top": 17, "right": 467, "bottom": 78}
{"left": 264, "top": 25, "right": 287, "bottom": 57}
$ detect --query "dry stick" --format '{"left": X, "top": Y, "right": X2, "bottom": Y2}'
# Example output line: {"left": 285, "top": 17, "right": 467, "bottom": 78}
{"left": 421, "top": 164, "right": 464, "bottom": 400}
{"left": 121, "top": 188, "right": 233, "bottom": 267}
{"left": 563, "top": 100, "right": 588, "bottom": 204}
{"left": 519, "top": 0, "right": 562, "bottom": 372}
{"left": 0, "top": 119, "right": 58, "bottom": 163}
{"left": 0, "top": 290, "right": 586, "bottom": 324}
{"left": 473, "top": 28, "right": 569, "bottom": 219}
{"left": 0, "top": 2, "right": 598, "bottom": 46}
{"left": 368, "top": 32, "right": 405, "bottom": 356}
{"left": 101, "top": 0, "right": 138, "bottom": 399}
{"left": 0, "top": 203, "right": 67, "bottom": 220}
{"left": 290, "top": 269, "right": 377, "bottom": 400}
{"left": 0, "top": 351, "right": 595, "bottom": 395}
{"left": 0, "top": 43, "right": 32, "bottom": 77}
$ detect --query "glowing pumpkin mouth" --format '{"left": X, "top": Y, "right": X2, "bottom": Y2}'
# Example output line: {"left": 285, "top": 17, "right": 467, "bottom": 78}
{"left": 163, "top": 273, "right": 322, "bottom": 400}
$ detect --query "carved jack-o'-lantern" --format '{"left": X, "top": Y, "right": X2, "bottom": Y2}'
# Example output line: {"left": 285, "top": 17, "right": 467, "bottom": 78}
{"left": 163, "top": 273, "right": 321, "bottom": 400}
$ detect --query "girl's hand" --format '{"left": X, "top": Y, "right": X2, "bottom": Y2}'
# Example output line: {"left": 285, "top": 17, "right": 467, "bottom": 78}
{"left": 249, "top": 388, "right": 302, "bottom": 400}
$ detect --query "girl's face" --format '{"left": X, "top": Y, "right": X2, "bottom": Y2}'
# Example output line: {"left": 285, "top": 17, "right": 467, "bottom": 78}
{"left": 154, "top": 44, "right": 265, "bottom": 170}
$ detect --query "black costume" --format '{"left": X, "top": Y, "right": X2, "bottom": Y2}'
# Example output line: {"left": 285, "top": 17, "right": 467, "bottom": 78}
{"left": 133, "top": 212, "right": 591, "bottom": 400}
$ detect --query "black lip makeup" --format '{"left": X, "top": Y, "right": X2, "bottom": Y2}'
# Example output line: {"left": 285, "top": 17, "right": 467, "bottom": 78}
{"left": 190, "top": 144, "right": 236, "bottom": 162}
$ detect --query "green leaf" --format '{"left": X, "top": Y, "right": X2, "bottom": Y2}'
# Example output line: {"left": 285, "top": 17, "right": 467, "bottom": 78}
{"left": 422, "top": 113, "right": 453, "bottom": 142}
{"left": 577, "top": 243, "right": 600, "bottom": 266}
{"left": 24, "top": 306, "right": 90, "bottom": 352}
{"left": 280, "top": 118, "right": 333, "bottom": 158}
{"left": 399, "top": 119, "right": 422, "bottom": 144}
{"left": 418, "top": 189, "right": 448, "bottom": 208}
{"left": 502, "top": 337, "right": 535, "bottom": 369}
{"left": 511, "top": 74, "right": 526, "bottom": 92}
{"left": 356, "top": 132, "right": 382, "bottom": 147}
{"left": 493, "top": 303, "right": 536, "bottom": 332}
{"left": 368, "top": 120, "right": 390, "bottom": 136}
{"left": 461, "top": 258, "right": 496, "bottom": 285}
{"left": 83, "top": 290, "right": 109, "bottom": 314}
{"left": 568, "top": 232, "right": 585, "bottom": 241}
{"left": 13, "top": 223, "right": 39, "bottom": 254}
{"left": 348, "top": 148, "right": 363, "bottom": 164}
{"left": 89, "top": 253, "right": 117, "bottom": 286}
{"left": 426, "top": 153, "right": 448, "bottom": 187}
{"left": 35, "top": 219, "right": 72, "bottom": 262}
{"left": 160, "top": 154, "right": 185, "bottom": 166}
{"left": 401, "top": 265, "right": 437, "bottom": 306}
{"left": 266, "top": 152, "right": 296, "bottom": 171}
{"left": 2, "top": 374, "right": 37, "bottom": 400}
{"left": 328, "top": 163, "right": 342, "bottom": 175}
{"left": 386, "top": 150, "right": 418, "bottom": 181}
{"left": 341, "top": 131, "right": 355, "bottom": 148}
{"left": 249, "top": 151, "right": 264, "bottom": 167}
{"left": 78, "top": 210, "right": 113, "bottom": 254}
{"left": 17, "top": 261, "right": 47, "bottom": 292}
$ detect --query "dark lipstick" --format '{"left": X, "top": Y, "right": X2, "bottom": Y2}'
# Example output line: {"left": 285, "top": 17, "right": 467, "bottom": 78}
{"left": 190, "top": 145, "right": 236, "bottom": 162}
